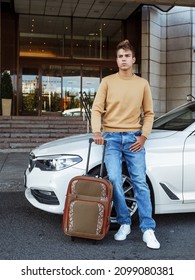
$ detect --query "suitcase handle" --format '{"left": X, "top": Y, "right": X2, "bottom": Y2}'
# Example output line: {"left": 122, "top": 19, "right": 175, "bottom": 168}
{"left": 86, "top": 138, "right": 106, "bottom": 177}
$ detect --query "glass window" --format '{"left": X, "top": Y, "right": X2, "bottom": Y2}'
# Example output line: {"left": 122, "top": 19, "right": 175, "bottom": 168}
{"left": 82, "top": 66, "right": 100, "bottom": 96}
{"left": 21, "top": 68, "right": 39, "bottom": 113}
{"left": 82, "top": 66, "right": 100, "bottom": 111}
{"left": 19, "top": 15, "right": 71, "bottom": 58}
{"left": 62, "top": 66, "right": 81, "bottom": 111}
{"left": 102, "top": 67, "right": 117, "bottom": 78}
{"left": 19, "top": 15, "right": 123, "bottom": 60}
{"left": 42, "top": 65, "right": 62, "bottom": 113}
{"left": 153, "top": 102, "right": 195, "bottom": 131}
{"left": 73, "top": 18, "right": 123, "bottom": 59}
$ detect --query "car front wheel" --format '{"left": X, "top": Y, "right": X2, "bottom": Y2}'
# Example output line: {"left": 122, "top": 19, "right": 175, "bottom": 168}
{"left": 89, "top": 163, "right": 138, "bottom": 224}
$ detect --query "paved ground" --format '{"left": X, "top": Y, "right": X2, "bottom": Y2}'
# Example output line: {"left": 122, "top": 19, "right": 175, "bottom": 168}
{"left": 0, "top": 153, "right": 29, "bottom": 192}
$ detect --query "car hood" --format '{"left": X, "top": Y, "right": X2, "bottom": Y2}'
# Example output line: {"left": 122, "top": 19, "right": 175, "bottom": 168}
{"left": 31, "top": 133, "right": 93, "bottom": 156}
{"left": 30, "top": 130, "right": 177, "bottom": 157}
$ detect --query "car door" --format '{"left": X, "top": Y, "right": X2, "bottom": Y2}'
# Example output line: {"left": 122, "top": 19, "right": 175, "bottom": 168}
{"left": 183, "top": 131, "right": 195, "bottom": 202}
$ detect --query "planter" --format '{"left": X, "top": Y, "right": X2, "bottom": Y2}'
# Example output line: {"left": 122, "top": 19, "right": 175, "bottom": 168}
{"left": 2, "top": 98, "right": 12, "bottom": 116}
{"left": 1, "top": 71, "right": 13, "bottom": 116}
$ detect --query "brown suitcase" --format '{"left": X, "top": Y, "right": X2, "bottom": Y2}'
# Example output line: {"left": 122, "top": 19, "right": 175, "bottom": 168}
{"left": 62, "top": 138, "right": 113, "bottom": 240}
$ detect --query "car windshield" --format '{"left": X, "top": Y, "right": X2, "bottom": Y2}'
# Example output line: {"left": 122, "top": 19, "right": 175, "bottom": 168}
{"left": 153, "top": 102, "right": 195, "bottom": 131}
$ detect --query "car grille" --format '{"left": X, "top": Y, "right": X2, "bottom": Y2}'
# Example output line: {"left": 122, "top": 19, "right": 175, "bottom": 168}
{"left": 31, "top": 189, "right": 60, "bottom": 205}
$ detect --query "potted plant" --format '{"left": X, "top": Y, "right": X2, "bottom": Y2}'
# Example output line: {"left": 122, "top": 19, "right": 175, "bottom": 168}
{"left": 1, "top": 71, "right": 13, "bottom": 116}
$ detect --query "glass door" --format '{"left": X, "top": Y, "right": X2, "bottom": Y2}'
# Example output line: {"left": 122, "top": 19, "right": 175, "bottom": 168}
{"left": 62, "top": 66, "right": 81, "bottom": 113}
{"left": 82, "top": 66, "right": 100, "bottom": 98}
{"left": 42, "top": 65, "right": 62, "bottom": 115}
{"left": 62, "top": 65, "right": 101, "bottom": 115}
{"left": 82, "top": 66, "right": 100, "bottom": 110}
{"left": 20, "top": 64, "right": 115, "bottom": 116}
{"left": 21, "top": 67, "right": 40, "bottom": 115}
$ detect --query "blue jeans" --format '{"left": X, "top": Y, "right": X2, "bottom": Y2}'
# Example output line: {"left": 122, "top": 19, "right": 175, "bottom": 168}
{"left": 103, "top": 132, "right": 156, "bottom": 232}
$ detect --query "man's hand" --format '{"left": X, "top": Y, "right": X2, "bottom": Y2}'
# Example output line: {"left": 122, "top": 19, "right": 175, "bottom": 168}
{"left": 93, "top": 132, "right": 104, "bottom": 145}
{"left": 130, "top": 135, "right": 146, "bottom": 152}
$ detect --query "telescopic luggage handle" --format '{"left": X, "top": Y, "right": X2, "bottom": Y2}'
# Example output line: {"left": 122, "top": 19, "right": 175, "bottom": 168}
{"left": 86, "top": 138, "right": 106, "bottom": 177}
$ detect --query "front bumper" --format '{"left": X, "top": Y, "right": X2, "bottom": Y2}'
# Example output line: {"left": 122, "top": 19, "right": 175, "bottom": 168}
{"left": 24, "top": 165, "right": 85, "bottom": 214}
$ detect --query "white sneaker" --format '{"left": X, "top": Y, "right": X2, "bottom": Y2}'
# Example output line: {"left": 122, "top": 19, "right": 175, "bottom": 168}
{"left": 114, "top": 224, "right": 131, "bottom": 241}
{"left": 143, "top": 229, "right": 160, "bottom": 249}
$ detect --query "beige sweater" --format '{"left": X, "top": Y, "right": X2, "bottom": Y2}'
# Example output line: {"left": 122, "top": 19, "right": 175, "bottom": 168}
{"left": 91, "top": 73, "right": 154, "bottom": 138}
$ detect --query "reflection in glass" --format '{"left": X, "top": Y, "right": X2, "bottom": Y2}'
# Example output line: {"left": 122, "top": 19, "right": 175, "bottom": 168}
{"left": 73, "top": 18, "right": 122, "bottom": 59}
{"left": 22, "top": 68, "right": 39, "bottom": 113}
{"left": 62, "top": 66, "right": 81, "bottom": 112}
{"left": 19, "top": 15, "right": 71, "bottom": 58}
{"left": 21, "top": 65, "right": 120, "bottom": 115}
{"left": 42, "top": 65, "right": 62, "bottom": 113}
{"left": 83, "top": 67, "right": 100, "bottom": 90}
{"left": 19, "top": 15, "right": 122, "bottom": 59}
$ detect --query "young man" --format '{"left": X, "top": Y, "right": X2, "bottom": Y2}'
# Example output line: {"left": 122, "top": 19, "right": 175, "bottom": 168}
{"left": 91, "top": 39, "right": 160, "bottom": 249}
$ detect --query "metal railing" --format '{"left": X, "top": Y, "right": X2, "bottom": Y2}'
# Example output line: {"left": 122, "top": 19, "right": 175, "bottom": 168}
{"left": 79, "top": 92, "right": 92, "bottom": 133}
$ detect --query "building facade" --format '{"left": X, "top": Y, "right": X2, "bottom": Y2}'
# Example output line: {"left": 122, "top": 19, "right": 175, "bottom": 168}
{"left": 1, "top": 1, "right": 195, "bottom": 117}
{"left": 142, "top": 5, "right": 195, "bottom": 116}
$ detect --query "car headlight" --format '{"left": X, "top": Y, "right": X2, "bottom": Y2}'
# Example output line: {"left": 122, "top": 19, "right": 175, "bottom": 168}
{"left": 28, "top": 154, "right": 82, "bottom": 171}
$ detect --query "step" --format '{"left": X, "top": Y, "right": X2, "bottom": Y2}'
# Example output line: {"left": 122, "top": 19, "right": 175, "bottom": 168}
{"left": 0, "top": 116, "right": 90, "bottom": 152}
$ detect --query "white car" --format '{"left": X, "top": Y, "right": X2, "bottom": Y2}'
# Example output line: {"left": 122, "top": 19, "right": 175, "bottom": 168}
{"left": 24, "top": 101, "right": 195, "bottom": 222}
{"left": 62, "top": 108, "right": 84, "bottom": 116}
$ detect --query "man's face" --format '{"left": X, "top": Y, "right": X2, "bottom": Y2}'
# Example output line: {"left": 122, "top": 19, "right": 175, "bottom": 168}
{"left": 116, "top": 48, "right": 135, "bottom": 71}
